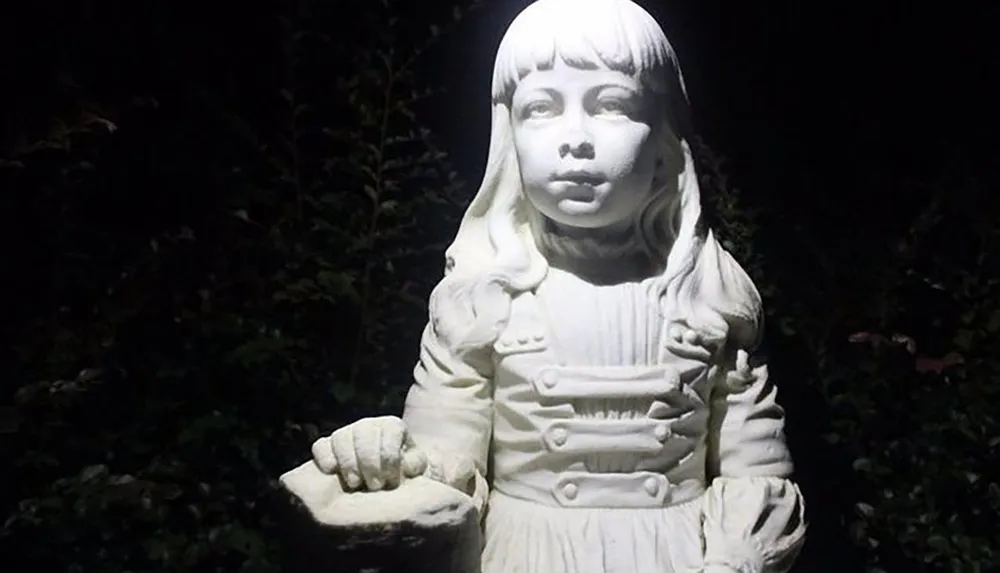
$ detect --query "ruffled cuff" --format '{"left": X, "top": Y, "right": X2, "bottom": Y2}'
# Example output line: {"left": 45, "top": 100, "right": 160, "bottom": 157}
{"left": 422, "top": 446, "right": 490, "bottom": 520}
{"left": 702, "top": 476, "right": 806, "bottom": 573}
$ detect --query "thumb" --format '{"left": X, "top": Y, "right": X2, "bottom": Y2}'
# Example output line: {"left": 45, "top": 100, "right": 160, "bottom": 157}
{"left": 401, "top": 433, "right": 428, "bottom": 477}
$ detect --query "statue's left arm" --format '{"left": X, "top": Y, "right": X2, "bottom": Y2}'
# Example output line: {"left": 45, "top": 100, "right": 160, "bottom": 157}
{"left": 702, "top": 348, "right": 807, "bottom": 573}
{"left": 402, "top": 322, "right": 494, "bottom": 519}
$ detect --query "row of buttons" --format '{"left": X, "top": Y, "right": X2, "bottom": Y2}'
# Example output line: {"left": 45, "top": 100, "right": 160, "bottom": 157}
{"left": 542, "top": 420, "right": 673, "bottom": 453}
{"left": 551, "top": 472, "right": 673, "bottom": 507}
{"left": 530, "top": 366, "right": 683, "bottom": 400}
{"left": 558, "top": 477, "right": 661, "bottom": 500}
{"left": 546, "top": 424, "right": 671, "bottom": 444}
{"left": 494, "top": 332, "right": 546, "bottom": 352}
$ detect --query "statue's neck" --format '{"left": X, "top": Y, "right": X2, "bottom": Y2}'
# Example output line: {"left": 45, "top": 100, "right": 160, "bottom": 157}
{"left": 533, "top": 218, "right": 660, "bottom": 285}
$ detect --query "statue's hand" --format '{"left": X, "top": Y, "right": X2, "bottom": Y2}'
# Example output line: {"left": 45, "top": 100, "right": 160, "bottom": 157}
{"left": 310, "top": 415, "right": 427, "bottom": 492}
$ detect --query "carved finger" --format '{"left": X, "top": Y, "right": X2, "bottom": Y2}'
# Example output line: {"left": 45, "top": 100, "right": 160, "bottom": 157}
{"left": 330, "top": 427, "right": 361, "bottom": 490}
{"left": 683, "top": 329, "right": 701, "bottom": 345}
{"left": 355, "top": 420, "right": 384, "bottom": 491}
{"left": 664, "top": 338, "right": 712, "bottom": 361}
{"left": 401, "top": 433, "right": 428, "bottom": 478}
{"left": 668, "top": 323, "right": 685, "bottom": 341}
{"left": 310, "top": 436, "right": 338, "bottom": 474}
{"left": 380, "top": 419, "right": 406, "bottom": 489}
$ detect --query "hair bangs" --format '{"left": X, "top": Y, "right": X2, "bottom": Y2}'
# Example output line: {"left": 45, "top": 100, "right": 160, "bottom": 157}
{"left": 491, "top": 0, "right": 673, "bottom": 105}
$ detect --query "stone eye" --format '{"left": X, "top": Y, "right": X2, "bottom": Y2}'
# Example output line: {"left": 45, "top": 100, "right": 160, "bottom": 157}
{"left": 596, "top": 98, "right": 628, "bottom": 115}
{"left": 524, "top": 101, "right": 556, "bottom": 119}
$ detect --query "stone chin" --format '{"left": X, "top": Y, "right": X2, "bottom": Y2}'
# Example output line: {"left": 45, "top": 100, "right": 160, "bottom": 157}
{"left": 553, "top": 199, "right": 606, "bottom": 219}
{"left": 543, "top": 201, "right": 636, "bottom": 230}
{"left": 527, "top": 187, "right": 629, "bottom": 230}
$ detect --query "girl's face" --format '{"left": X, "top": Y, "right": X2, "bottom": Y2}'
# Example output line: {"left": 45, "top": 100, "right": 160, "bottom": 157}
{"left": 510, "top": 59, "right": 659, "bottom": 232}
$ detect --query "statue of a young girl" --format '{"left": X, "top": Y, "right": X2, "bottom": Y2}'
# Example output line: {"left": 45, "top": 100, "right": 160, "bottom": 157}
{"left": 281, "top": 1, "right": 806, "bottom": 571}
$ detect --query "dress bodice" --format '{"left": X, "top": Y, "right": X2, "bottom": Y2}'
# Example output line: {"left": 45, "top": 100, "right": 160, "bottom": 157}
{"left": 489, "top": 269, "right": 717, "bottom": 508}
{"left": 402, "top": 267, "right": 806, "bottom": 573}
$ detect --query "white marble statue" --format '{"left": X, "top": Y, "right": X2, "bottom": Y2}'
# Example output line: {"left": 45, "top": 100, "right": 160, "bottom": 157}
{"left": 280, "top": 0, "right": 807, "bottom": 571}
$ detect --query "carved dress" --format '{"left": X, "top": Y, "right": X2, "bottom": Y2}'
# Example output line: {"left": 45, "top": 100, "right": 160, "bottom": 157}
{"left": 403, "top": 266, "right": 806, "bottom": 573}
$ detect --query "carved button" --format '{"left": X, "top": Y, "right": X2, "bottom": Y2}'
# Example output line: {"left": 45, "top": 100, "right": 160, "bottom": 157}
{"left": 562, "top": 482, "right": 578, "bottom": 500}
{"left": 532, "top": 332, "right": 545, "bottom": 342}
{"left": 654, "top": 424, "right": 670, "bottom": 441}
{"left": 517, "top": 334, "right": 530, "bottom": 344}
{"left": 539, "top": 370, "right": 558, "bottom": 389}
{"left": 497, "top": 338, "right": 513, "bottom": 349}
{"left": 644, "top": 477, "right": 660, "bottom": 496}
{"left": 551, "top": 427, "right": 568, "bottom": 446}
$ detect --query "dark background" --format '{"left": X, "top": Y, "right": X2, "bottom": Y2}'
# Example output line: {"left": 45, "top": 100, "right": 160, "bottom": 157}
{"left": 2, "top": 2, "right": 994, "bottom": 319}
{"left": 1, "top": 0, "right": 997, "bottom": 572}
{"left": 435, "top": 0, "right": 996, "bottom": 239}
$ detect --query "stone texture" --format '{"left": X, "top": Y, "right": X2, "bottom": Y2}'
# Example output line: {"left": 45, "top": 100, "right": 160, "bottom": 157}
{"left": 281, "top": 491, "right": 482, "bottom": 573}
{"left": 280, "top": 465, "right": 481, "bottom": 573}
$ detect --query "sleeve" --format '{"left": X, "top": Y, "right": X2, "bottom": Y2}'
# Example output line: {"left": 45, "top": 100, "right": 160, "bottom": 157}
{"left": 702, "top": 347, "right": 807, "bottom": 573}
{"left": 402, "top": 322, "right": 494, "bottom": 518}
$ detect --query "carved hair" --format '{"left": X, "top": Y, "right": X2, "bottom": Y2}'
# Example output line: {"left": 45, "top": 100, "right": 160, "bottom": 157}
{"left": 430, "top": 0, "right": 761, "bottom": 355}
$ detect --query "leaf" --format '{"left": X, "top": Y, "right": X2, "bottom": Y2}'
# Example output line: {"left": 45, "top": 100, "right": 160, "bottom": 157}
{"left": 316, "top": 271, "right": 358, "bottom": 299}
{"left": 80, "top": 464, "right": 109, "bottom": 482}
{"left": 927, "top": 535, "right": 949, "bottom": 552}
{"left": 890, "top": 333, "right": 917, "bottom": 354}
{"left": 915, "top": 352, "right": 965, "bottom": 374}
{"left": 853, "top": 458, "right": 873, "bottom": 472}
{"left": 988, "top": 482, "right": 1000, "bottom": 504}
{"left": 76, "top": 368, "right": 103, "bottom": 382}
{"left": 848, "top": 331, "right": 885, "bottom": 346}
{"left": 855, "top": 502, "right": 875, "bottom": 518}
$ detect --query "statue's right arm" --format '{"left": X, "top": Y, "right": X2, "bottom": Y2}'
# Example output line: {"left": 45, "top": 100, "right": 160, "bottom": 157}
{"left": 402, "top": 321, "right": 494, "bottom": 518}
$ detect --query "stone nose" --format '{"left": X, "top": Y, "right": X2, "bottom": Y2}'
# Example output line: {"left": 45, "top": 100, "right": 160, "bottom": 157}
{"left": 558, "top": 139, "right": 594, "bottom": 159}
{"left": 558, "top": 113, "right": 594, "bottom": 159}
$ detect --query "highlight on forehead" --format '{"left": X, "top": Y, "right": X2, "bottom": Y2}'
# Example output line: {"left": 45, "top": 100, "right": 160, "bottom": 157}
{"left": 491, "top": 0, "right": 675, "bottom": 104}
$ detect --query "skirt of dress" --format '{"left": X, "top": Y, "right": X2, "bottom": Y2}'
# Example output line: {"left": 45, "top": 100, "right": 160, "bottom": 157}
{"left": 481, "top": 491, "right": 707, "bottom": 573}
